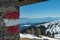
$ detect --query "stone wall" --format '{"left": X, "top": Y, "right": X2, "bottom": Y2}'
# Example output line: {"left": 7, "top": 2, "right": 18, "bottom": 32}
{"left": 0, "top": 1, "right": 20, "bottom": 40}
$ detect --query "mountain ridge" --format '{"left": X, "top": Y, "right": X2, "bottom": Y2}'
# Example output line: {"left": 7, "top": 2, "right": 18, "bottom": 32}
{"left": 20, "top": 17, "right": 60, "bottom": 24}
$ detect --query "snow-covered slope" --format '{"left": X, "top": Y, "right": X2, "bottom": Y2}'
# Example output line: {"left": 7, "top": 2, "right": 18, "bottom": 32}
{"left": 34, "top": 20, "right": 60, "bottom": 38}
{"left": 20, "top": 20, "right": 60, "bottom": 38}
{"left": 45, "top": 20, "right": 60, "bottom": 38}
{"left": 20, "top": 33, "right": 59, "bottom": 40}
{"left": 20, "top": 33, "right": 41, "bottom": 39}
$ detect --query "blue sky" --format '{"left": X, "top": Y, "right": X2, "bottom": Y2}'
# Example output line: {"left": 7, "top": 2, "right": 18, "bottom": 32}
{"left": 20, "top": 0, "right": 60, "bottom": 18}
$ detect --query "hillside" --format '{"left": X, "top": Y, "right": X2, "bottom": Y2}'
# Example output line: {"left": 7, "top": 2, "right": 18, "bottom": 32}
{"left": 20, "top": 20, "right": 60, "bottom": 39}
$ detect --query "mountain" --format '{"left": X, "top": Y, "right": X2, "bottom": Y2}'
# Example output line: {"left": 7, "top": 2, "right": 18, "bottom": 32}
{"left": 20, "top": 17, "right": 60, "bottom": 31}
{"left": 46, "top": 20, "right": 60, "bottom": 38}
{"left": 20, "top": 17, "right": 60, "bottom": 24}
{"left": 20, "top": 19, "right": 60, "bottom": 38}
{"left": 20, "top": 17, "right": 60, "bottom": 38}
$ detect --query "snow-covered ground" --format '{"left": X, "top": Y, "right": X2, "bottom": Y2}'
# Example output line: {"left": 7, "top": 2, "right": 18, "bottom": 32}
{"left": 40, "top": 35, "right": 59, "bottom": 40}
{"left": 54, "top": 34, "right": 60, "bottom": 39}
{"left": 20, "top": 33, "right": 41, "bottom": 39}
{"left": 20, "top": 33, "right": 59, "bottom": 40}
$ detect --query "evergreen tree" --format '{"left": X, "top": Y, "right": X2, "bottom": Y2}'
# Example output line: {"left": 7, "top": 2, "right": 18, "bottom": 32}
{"left": 34, "top": 27, "right": 41, "bottom": 37}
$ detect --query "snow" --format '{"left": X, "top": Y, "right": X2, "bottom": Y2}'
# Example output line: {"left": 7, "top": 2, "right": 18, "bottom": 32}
{"left": 20, "top": 33, "right": 59, "bottom": 40}
{"left": 54, "top": 34, "right": 60, "bottom": 39}
{"left": 35, "top": 23, "right": 49, "bottom": 28}
{"left": 23, "top": 25, "right": 31, "bottom": 26}
{"left": 46, "top": 20, "right": 60, "bottom": 38}
{"left": 20, "top": 33, "right": 41, "bottom": 39}
{"left": 35, "top": 25, "right": 40, "bottom": 27}
{"left": 40, "top": 35, "right": 59, "bottom": 40}
{"left": 42, "top": 23, "right": 49, "bottom": 28}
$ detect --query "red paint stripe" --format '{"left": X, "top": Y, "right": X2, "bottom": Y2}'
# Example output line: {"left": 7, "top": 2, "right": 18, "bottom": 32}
{"left": 6, "top": 25, "right": 20, "bottom": 35}
{"left": 4, "top": 11, "right": 19, "bottom": 19}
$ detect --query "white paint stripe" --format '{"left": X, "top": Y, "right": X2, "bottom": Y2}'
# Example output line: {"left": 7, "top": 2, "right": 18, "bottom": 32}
{"left": 4, "top": 19, "right": 20, "bottom": 26}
